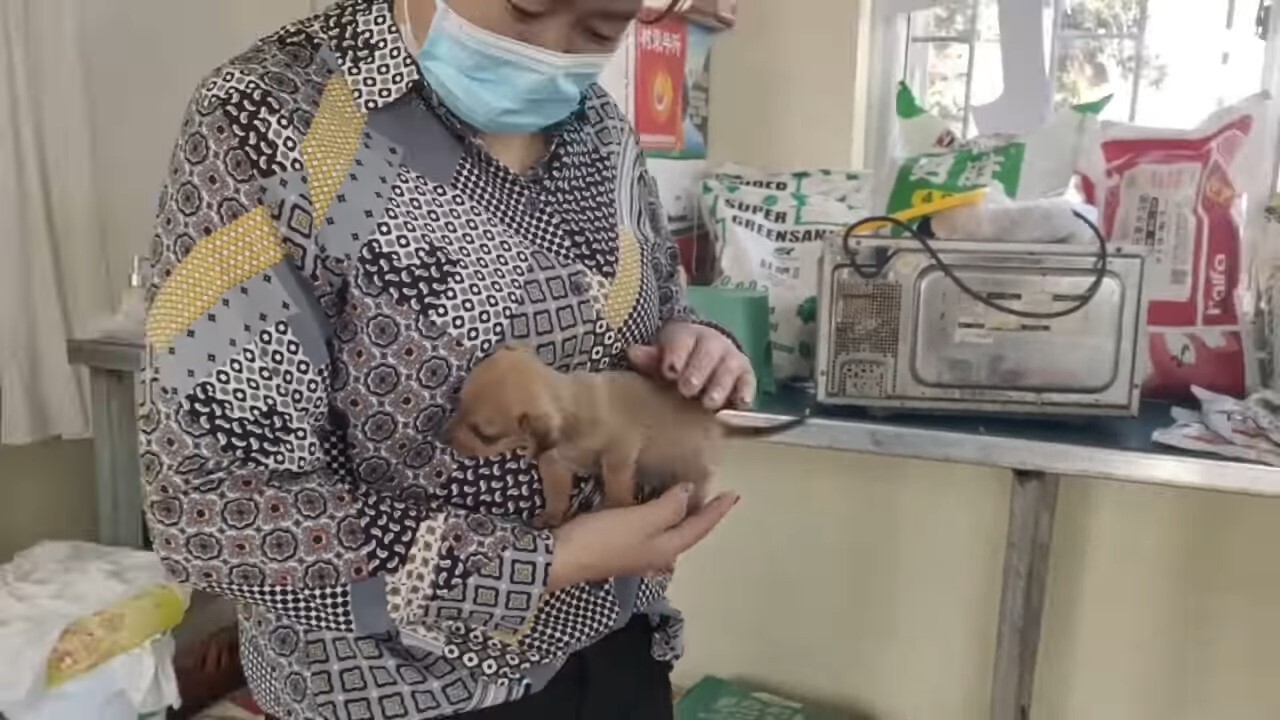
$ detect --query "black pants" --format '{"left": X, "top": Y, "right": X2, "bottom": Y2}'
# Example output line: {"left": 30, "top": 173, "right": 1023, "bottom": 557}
{"left": 455, "top": 617, "right": 673, "bottom": 720}
{"left": 265, "top": 619, "right": 671, "bottom": 720}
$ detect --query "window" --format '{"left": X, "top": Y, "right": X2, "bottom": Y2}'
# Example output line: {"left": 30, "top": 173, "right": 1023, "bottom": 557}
{"left": 886, "top": 0, "right": 1271, "bottom": 139}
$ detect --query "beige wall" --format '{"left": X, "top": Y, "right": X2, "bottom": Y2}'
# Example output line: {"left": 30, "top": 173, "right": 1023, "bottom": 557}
{"left": 0, "top": 441, "right": 96, "bottom": 560}
{"left": 706, "top": 0, "right": 864, "bottom": 170}
{"left": 675, "top": 1, "right": 1280, "bottom": 718}
{"left": 672, "top": 445, "right": 1280, "bottom": 720}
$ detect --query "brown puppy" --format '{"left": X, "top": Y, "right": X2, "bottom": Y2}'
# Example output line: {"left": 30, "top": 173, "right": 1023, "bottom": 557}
{"left": 446, "top": 344, "right": 801, "bottom": 527}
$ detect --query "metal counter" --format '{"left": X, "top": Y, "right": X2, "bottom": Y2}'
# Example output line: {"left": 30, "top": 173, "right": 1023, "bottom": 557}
{"left": 67, "top": 337, "right": 146, "bottom": 548}
{"left": 67, "top": 336, "right": 1280, "bottom": 720}
{"left": 725, "top": 389, "right": 1280, "bottom": 496}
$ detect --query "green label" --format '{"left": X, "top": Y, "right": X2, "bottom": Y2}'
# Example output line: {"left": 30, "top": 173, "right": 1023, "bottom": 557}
{"left": 796, "top": 295, "right": 817, "bottom": 324}
{"left": 676, "top": 676, "right": 838, "bottom": 719}
{"left": 886, "top": 142, "right": 1027, "bottom": 216}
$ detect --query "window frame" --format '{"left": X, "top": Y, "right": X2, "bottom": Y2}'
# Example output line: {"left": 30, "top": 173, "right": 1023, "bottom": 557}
{"left": 905, "top": 0, "right": 1152, "bottom": 134}
{"left": 859, "top": 0, "right": 1280, "bottom": 174}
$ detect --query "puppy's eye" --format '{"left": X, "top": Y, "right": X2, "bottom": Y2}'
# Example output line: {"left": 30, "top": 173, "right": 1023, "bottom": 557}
{"left": 471, "top": 424, "right": 500, "bottom": 444}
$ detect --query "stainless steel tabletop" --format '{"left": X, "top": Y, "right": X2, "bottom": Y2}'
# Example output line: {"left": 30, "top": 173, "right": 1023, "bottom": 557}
{"left": 64, "top": 336, "right": 1280, "bottom": 498}
{"left": 67, "top": 337, "right": 144, "bottom": 373}
{"left": 724, "top": 388, "right": 1280, "bottom": 497}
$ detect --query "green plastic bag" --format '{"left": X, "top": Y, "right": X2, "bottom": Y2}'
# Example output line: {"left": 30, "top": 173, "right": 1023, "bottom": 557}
{"left": 881, "top": 83, "right": 1111, "bottom": 218}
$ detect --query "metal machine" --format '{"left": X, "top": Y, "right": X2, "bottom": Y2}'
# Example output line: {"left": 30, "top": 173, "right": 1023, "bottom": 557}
{"left": 815, "top": 233, "right": 1147, "bottom": 416}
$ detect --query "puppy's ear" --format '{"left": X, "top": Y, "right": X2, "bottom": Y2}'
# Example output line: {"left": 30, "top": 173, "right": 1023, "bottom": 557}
{"left": 519, "top": 411, "right": 561, "bottom": 455}
{"left": 500, "top": 342, "right": 535, "bottom": 355}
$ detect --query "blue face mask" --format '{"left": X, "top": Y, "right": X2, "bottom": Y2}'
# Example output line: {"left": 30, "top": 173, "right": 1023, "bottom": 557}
{"left": 402, "top": 0, "right": 616, "bottom": 135}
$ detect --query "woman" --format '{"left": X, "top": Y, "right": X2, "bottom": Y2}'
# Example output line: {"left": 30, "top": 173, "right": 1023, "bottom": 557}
{"left": 140, "top": 0, "right": 752, "bottom": 718}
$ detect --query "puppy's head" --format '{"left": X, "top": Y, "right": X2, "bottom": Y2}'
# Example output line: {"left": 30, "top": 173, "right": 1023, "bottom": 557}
{"left": 446, "top": 344, "right": 563, "bottom": 458}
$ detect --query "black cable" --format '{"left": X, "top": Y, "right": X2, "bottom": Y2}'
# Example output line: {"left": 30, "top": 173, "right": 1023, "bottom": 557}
{"left": 840, "top": 210, "right": 1110, "bottom": 320}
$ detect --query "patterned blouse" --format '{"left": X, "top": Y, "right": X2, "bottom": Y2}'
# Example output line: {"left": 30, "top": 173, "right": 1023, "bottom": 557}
{"left": 139, "top": 1, "right": 721, "bottom": 717}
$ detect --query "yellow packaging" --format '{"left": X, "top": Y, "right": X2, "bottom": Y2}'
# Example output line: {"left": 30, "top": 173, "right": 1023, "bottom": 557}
{"left": 45, "top": 584, "right": 189, "bottom": 688}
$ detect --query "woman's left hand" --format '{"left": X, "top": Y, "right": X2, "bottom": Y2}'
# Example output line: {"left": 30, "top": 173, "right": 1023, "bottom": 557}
{"left": 628, "top": 321, "right": 755, "bottom": 411}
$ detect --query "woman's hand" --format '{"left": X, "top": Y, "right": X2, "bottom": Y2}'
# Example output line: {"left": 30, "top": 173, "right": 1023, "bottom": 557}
{"left": 546, "top": 484, "right": 738, "bottom": 592}
{"left": 628, "top": 321, "right": 755, "bottom": 410}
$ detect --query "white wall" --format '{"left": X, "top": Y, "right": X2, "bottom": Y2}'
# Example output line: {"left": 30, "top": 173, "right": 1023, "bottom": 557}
{"left": 79, "top": 0, "right": 313, "bottom": 291}
{"left": 673, "top": 1, "right": 1280, "bottom": 718}
{"left": 0, "top": 0, "right": 313, "bottom": 560}
{"left": 673, "top": 443, "right": 1009, "bottom": 718}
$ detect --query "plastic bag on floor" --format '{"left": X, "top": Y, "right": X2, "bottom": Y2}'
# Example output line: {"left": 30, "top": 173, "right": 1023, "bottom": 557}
{"left": 0, "top": 541, "right": 188, "bottom": 712}
{"left": 3, "top": 633, "right": 181, "bottom": 720}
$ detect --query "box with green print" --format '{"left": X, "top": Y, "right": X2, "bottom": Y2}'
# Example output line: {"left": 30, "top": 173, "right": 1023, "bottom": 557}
{"left": 675, "top": 676, "right": 841, "bottom": 719}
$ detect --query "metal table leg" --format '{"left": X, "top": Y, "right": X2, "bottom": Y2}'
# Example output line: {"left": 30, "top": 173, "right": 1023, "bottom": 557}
{"left": 89, "top": 368, "right": 144, "bottom": 548}
{"left": 989, "top": 469, "right": 1060, "bottom": 720}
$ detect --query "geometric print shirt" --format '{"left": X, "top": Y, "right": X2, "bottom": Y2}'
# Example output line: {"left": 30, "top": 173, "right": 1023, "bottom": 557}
{"left": 138, "top": 1, "right": 722, "bottom": 717}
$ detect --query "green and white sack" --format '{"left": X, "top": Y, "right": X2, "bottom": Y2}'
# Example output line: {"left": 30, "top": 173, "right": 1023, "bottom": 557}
{"left": 702, "top": 178, "right": 867, "bottom": 381}
{"left": 713, "top": 163, "right": 872, "bottom": 208}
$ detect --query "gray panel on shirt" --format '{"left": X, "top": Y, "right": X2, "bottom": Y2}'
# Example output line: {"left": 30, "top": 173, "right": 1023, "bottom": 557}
{"left": 303, "top": 131, "right": 394, "bottom": 257}
{"left": 273, "top": 260, "right": 332, "bottom": 363}
{"left": 311, "top": 92, "right": 465, "bottom": 266}
{"left": 160, "top": 261, "right": 330, "bottom": 394}
{"left": 263, "top": 170, "right": 324, "bottom": 280}
{"left": 612, "top": 575, "right": 641, "bottom": 630}
{"left": 350, "top": 576, "right": 393, "bottom": 636}
{"left": 366, "top": 92, "right": 464, "bottom": 185}
{"left": 316, "top": 117, "right": 405, "bottom": 258}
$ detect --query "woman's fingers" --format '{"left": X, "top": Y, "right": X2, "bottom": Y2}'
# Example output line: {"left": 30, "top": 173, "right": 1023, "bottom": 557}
{"left": 660, "top": 327, "right": 698, "bottom": 381}
{"left": 729, "top": 367, "right": 757, "bottom": 409}
{"left": 628, "top": 482, "right": 698, "bottom": 534}
{"left": 678, "top": 339, "right": 725, "bottom": 399}
{"left": 649, "top": 491, "right": 738, "bottom": 565}
{"left": 626, "top": 344, "right": 663, "bottom": 377}
{"left": 701, "top": 354, "right": 749, "bottom": 410}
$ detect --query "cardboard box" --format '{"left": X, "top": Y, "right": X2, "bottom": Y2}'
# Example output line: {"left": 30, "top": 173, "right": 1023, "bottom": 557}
{"left": 674, "top": 227, "right": 717, "bottom": 285}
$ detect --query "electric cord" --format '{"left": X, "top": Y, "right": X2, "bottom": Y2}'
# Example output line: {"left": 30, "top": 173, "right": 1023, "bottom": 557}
{"left": 840, "top": 210, "right": 1110, "bottom": 320}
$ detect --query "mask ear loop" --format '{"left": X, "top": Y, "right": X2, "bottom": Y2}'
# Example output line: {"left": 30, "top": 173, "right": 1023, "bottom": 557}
{"left": 399, "top": 0, "right": 427, "bottom": 51}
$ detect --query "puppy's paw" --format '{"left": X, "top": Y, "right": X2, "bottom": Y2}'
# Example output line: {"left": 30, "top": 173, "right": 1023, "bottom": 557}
{"left": 645, "top": 562, "right": 676, "bottom": 580}
{"left": 532, "top": 508, "right": 567, "bottom": 529}
{"left": 601, "top": 493, "right": 636, "bottom": 510}
{"left": 686, "top": 484, "right": 710, "bottom": 515}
